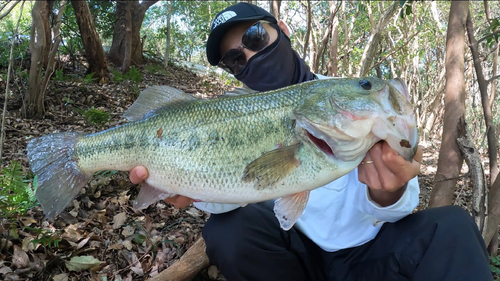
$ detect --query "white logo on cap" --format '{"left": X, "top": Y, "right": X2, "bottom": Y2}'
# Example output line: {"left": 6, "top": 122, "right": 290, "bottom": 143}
{"left": 211, "top": 11, "right": 237, "bottom": 30}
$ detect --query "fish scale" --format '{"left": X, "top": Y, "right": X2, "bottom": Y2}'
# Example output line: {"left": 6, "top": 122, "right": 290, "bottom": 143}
{"left": 27, "top": 77, "right": 418, "bottom": 230}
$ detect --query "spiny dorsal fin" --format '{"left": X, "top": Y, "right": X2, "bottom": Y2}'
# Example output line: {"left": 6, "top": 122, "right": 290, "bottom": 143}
{"left": 123, "top": 85, "right": 196, "bottom": 121}
{"left": 222, "top": 86, "right": 257, "bottom": 97}
{"left": 242, "top": 143, "right": 301, "bottom": 190}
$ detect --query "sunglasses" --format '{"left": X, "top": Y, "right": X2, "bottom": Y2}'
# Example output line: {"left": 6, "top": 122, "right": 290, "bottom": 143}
{"left": 218, "top": 21, "right": 271, "bottom": 75}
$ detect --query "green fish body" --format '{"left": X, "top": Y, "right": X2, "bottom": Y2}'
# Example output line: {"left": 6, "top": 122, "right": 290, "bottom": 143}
{"left": 27, "top": 78, "right": 417, "bottom": 230}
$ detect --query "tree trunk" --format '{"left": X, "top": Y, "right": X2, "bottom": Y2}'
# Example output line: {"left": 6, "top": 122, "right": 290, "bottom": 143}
{"left": 269, "top": 0, "right": 281, "bottom": 19}
{"left": 302, "top": 0, "right": 312, "bottom": 61}
{"left": 108, "top": 0, "right": 158, "bottom": 69}
{"left": 428, "top": 0, "right": 469, "bottom": 208}
{"left": 150, "top": 237, "right": 209, "bottom": 281}
{"left": 328, "top": 5, "right": 339, "bottom": 77}
{"left": 468, "top": 6, "right": 500, "bottom": 254}
{"left": 121, "top": 1, "right": 133, "bottom": 73}
{"left": 71, "top": 0, "right": 108, "bottom": 83}
{"left": 164, "top": 1, "right": 171, "bottom": 67}
{"left": 357, "top": 2, "right": 399, "bottom": 77}
{"left": 466, "top": 12, "right": 499, "bottom": 186}
{"left": 22, "top": 0, "right": 51, "bottom": 119}
{"left": 313, "top": 1, "right": 339, "bottom": 74}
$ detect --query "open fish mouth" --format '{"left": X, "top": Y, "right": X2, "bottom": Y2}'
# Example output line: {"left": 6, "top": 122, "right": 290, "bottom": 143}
{"left": 296, "top": 118, "right": 366, "bottom": 162}
{"left": 305, "top": 130, "right": 334, "bottom": 157}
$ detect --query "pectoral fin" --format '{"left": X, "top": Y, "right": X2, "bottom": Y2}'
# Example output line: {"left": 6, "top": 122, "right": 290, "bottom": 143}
{"left": 274, "top": 191, "right": 310, "bottom": 231}
{"left": 133, "top": 182, "right": 173, "bottom": 210}
{"left": 242, "top": 143, "right": 301, "bottom": 190}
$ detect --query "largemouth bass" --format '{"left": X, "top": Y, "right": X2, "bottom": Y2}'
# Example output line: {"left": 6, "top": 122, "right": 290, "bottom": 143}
{"left": 27, "top": 77, "right": 417, "bottom": 230}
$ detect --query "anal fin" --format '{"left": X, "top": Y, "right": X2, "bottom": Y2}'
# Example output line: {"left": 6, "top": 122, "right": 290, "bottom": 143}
{"left": 133, "top": 182, "right": 173, "bottom": 210}
{"left": 273, "top": 190, "right": 310, "bottom": 231}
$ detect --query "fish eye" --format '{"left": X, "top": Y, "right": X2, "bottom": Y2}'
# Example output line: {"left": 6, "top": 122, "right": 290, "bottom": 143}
{"left": 359, "top": 80, "right": 372, "bottom": 90}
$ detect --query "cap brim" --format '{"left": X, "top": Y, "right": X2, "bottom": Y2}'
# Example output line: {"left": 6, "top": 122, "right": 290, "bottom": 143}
{"left": 206, "top": 16, "right": 277, "bottom": 66}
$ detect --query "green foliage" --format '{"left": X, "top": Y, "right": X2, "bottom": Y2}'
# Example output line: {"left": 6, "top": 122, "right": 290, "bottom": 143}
{"left": 130, "top": 84, "right": 141, "bottom": 97}
{"left": 0, "top": 161, "right": 37, "bottom": 218}
{"left": 84, "top": 72, "right": 96, "bottom": 84}
{"left": 87, "top": 1, "right": 116, "bottom": 41}
{"left": 76, "top": 107, "right": 110, "bottom": 127}
{"left": 125, "top": 66, "right": 143, "bottom": 83}
{"left": 485, "top": 18, "right": 500, "bottom": 47}
{"left": 142, "top": 1, "right": 238, "bottom": 64}
{"left": 25, "top": 226, "right": 63, "bottom": 249}
{"left": 111, "top": 69, "right": 124, "bottom": 83}
{"left": 53, "top": 69, "right": 67, "bottom": 81}
{"left": 95, "top": 170, "right": 118, "bottom": 178}
{"left": 490, "top": 255, "right": 500, "bottom": 279}
{"left": 62, "top": 97, "right": 75, "bottom": 105}
{"left": 145, "top": 64, "right": 167, "bottom": 75}
{"left": 0, "top": 32, "right": 30, "bottom": 68}
{"left": 112, "top": 66, "right": 143, "bottom": 83}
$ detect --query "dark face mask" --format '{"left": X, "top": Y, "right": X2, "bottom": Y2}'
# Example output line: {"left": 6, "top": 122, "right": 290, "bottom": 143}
{"left": 234, "top": 26, "right": 315, "bottom": 92}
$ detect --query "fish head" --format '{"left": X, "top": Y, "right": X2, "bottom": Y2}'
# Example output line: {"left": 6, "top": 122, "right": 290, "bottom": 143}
{"left": 293, "top": 77, "right": 418, "bottom": 162}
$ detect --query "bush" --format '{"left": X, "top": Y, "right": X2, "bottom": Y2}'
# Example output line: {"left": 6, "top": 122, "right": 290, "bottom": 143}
{"left": 111, "top": 66, "right": 143, "bottom": 83}
{"left": 79, "top": 107, "right": 110, "bottom": 128}
{"left": 0, "top": 161, "right": 37, "bottom": 218}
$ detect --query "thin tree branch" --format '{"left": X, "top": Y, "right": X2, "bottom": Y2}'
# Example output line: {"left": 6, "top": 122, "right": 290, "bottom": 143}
{"left": 0, "top": 0, "right": 20, "bottom": 20}
{"left": 370, "top": 31, "right": 421, "bottom": 71}
{"left": 477, "top": 29, "right": 500, "bottom": 45}
{"left": 1, "top": 0, "right": 24, "bottom": 166}
{"left": 486, "top": 74, "right": 500, "bottom": 84}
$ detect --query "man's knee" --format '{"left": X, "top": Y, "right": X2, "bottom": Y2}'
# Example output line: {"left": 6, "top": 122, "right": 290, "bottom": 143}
{"left": 412, "top": 205, "right": 483, "bottom": 244}
{"left": 428, "top": 205, "right": 476, "bottom": 230}
{"left": 202, "top": 202, "right": 280, "bottom": 264}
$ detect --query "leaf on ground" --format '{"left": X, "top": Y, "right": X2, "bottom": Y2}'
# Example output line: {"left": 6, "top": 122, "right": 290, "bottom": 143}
{"left": 64, "top": 224, "right": 85, "bottom": 242}
{"left": 20, "top": 217, "right": 37, "bottom": 227}
{"left": 52, "top": 273, "right": 69, "bottom": 281}
{"left": 0, "top": 238, "right": 13, "bottom": 250}
{"left": 77, "top": 237, "right": 90, "bottom": 249}
{"left": 65, "top": 256, "right": 102, "bottom": 272}
{"left": 113, "top": 212, "right": 127, "bottom": 229}
{"left": 12, "top": 245, "right": 29, "bottom": 268}
{"left": 185, "top": 207, "right": 202, "bottom": 217}
{"left": 208, "top": 265, "right": 219, "bottom": 279}
{"left": 0, "top": 266, "right": 12, "bottom": 274}
{"left": 121, "top": 225, "right": 135, "bottom": 237}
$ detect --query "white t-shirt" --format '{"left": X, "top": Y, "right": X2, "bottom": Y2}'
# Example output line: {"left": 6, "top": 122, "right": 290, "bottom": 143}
{"left": 194, "top": 170, "right": 419, "bottom": 252}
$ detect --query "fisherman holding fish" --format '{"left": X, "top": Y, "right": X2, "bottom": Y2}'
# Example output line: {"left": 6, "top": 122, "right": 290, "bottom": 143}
{"left": 128, "top": 3, "right": 493, "bottom": 281}
{"left": 22, "top": 2, "right": 489, "bottom": 280}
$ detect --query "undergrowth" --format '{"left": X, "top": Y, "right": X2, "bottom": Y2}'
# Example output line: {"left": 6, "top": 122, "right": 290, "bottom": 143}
{"left": 491, "top": 255, "right": 500, "bottom": 280}
{"left": 75, "top": 106, "right": 110, "bottom": 128}
{"left": 111, "top": 66, "right": 143, "bottom": 83}
{"left": 0, "top": 161, "right": 37, "bottom": 218}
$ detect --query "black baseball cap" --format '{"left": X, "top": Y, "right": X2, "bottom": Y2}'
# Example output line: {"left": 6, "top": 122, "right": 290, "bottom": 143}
{"left": 206, "top": 3, "right": 277, "bottom": 66}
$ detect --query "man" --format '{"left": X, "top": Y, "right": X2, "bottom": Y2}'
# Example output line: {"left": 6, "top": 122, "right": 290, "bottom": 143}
{"left": 131, "top": 3, "right": 492, "bottom": 280}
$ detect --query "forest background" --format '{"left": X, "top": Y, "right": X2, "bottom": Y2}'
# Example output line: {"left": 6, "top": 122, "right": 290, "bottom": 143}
{"left": 0, "top": 0, "right": 500, "bottom": 280}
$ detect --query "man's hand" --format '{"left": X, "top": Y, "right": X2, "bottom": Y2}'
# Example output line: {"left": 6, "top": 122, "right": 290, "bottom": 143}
{"left": 357, "top": 142, "right": 422, "bottom": 207}
{"left": 129, "top": 166, "right": 193, "bottom": 208}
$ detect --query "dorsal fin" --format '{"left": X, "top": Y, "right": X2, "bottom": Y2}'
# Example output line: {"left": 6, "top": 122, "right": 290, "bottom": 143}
{"left": 123, "top": 85, "right": 196, "bottom": 121}
{"left": 223, "top": 86, "right": 257, "bottom": 97}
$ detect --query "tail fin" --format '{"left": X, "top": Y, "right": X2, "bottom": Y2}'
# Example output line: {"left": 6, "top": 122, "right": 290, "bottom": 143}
{"left": 27, "top": 132, "right": 91, "bottom": 220}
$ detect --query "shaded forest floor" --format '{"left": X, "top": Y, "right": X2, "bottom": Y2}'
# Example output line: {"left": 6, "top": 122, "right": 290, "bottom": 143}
{"left": 0, "top": 60, "right": 486, "bottom": 280}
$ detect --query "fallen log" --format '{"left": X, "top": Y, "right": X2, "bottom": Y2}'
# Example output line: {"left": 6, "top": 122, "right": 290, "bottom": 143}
{"left": 150, "top": 237, "right": 209, "bottom": 281}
